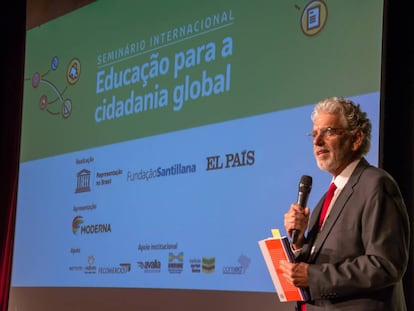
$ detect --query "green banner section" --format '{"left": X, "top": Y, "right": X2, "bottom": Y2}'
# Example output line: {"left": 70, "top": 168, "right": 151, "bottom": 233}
{"left": 21, "top": 0, "right": 383, "bottom": 161}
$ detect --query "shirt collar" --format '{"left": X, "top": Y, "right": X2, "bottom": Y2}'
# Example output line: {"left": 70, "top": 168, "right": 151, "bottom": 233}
{"left": 331, "top": 158, "right": 361, "bottom": 190}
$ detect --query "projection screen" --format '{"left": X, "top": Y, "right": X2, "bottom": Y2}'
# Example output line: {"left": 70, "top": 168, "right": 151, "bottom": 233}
{"left": 8, "top": 1, "right": 384, "bottom": 310}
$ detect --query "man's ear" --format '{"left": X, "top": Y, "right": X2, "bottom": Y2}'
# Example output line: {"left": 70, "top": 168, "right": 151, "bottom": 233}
{"left": 351, "top": 130, "right": 363, "bottom": 151}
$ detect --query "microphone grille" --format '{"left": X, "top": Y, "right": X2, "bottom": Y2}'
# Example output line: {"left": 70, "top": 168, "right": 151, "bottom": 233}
{"left": 299, "top": 175, "right": 312, "bottom": 192}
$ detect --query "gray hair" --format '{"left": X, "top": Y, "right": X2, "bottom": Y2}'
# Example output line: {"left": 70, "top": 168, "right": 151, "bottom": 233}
{"left": 311, "top": 96, "right": 372, "bottom": 156}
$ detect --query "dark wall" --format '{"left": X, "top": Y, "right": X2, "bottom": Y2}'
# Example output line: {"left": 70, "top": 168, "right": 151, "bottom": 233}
{"left": 0, "top": 2, "right": 25, "bottom": 310}
{"left": 0, "top": 0, "right": 25, "bottom": 264}
{"left": 381, "top": 0, "right": 414, "bottom": 308}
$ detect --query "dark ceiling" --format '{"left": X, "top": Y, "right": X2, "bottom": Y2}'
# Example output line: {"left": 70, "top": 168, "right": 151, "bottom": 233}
{"left": 26, "top": 0, "right": 95, "bottom": 30}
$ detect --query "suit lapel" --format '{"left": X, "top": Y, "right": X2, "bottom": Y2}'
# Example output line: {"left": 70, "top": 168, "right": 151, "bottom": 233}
{"left": 310, "top": 185, "right": 353, "bottom": 258}
{"left": 306, "top": 158, "right": 370, "bottom": 262}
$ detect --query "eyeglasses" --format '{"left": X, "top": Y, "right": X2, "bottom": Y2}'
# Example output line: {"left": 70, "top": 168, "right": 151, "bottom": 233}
{"left": 307, "top": 127, "right": 348, "bottom": 139}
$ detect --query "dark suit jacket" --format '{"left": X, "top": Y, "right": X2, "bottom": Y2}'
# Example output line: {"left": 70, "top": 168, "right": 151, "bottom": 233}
{"left": 298, "top": 158, "right": 410, "bottom": 311}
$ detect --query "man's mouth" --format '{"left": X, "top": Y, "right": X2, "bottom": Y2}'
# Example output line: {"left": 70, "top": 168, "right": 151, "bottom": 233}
{"left": 316, "top": 149, "right": 329, "bottom": 157}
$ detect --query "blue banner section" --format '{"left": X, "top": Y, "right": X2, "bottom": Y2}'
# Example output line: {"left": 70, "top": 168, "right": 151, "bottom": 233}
{"left": 12, "top": 93, "right": 379, "bottom": 291}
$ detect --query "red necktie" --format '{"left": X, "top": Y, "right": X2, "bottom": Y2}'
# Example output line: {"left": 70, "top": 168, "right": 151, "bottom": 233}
{"left": 300, "top": 302, "right": 306, "bottom": 311}
{"left": 318, "top": 182, "right": 337, "bottom": 228}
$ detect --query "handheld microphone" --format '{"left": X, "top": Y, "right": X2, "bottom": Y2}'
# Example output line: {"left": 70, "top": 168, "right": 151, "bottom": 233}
{"left": 292, "top": 175, "right": 312, "bottom": 244}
